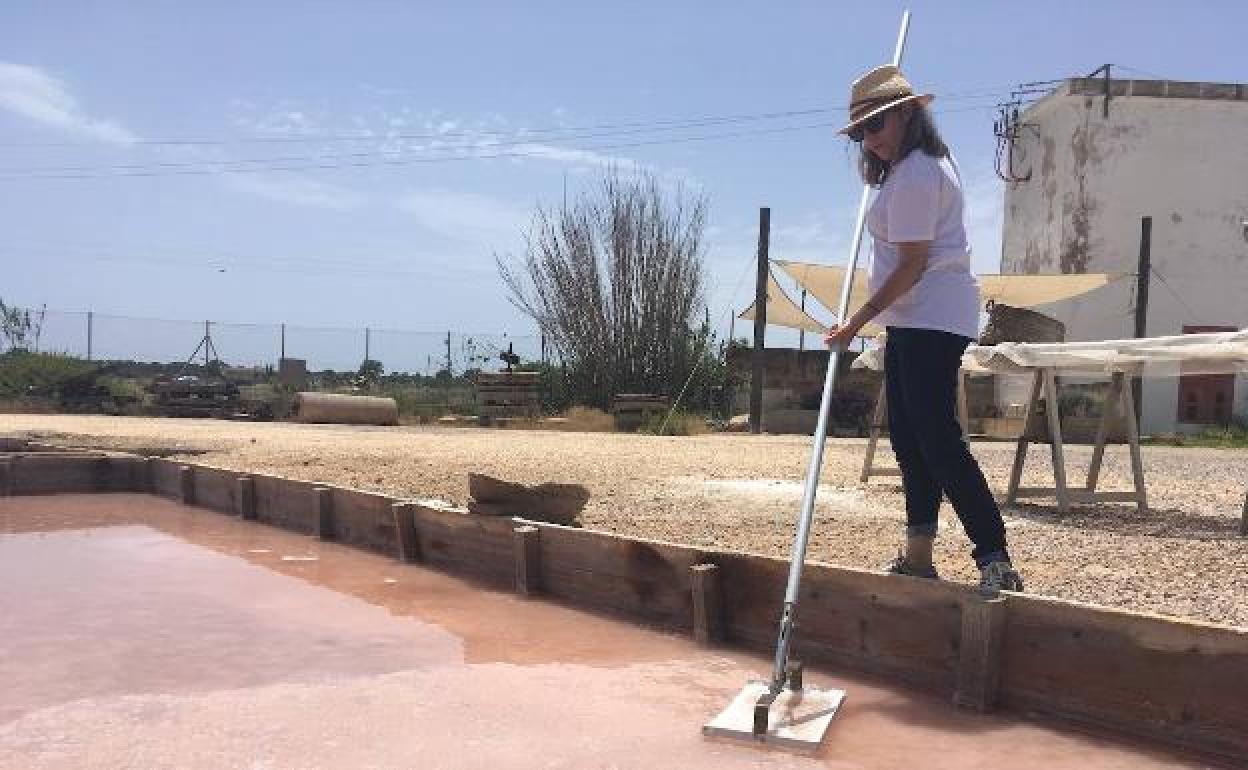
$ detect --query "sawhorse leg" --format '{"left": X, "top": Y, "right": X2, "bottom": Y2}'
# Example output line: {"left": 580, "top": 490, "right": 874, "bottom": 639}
{"left": 861, "top": 381, "right": 888, "bottom": 483}
{"left": 1006, "top": 370, "right": 1043, "bottom": 507}
{"left": 1121, "top": 373, "right": 1149, "bottom": 515}
{"left": 1042, "top": 368, "right": 1071, "bottom": 513}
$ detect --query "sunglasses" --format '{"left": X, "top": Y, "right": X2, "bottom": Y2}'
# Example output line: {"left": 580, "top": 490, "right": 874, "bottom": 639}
{"left": 847, "top": 110, "right": 891, "bottom": 143}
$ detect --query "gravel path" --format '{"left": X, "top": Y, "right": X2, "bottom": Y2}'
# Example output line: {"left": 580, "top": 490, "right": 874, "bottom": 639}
{"left": 5, "top": 414, "right": 1247, "bottom": 628}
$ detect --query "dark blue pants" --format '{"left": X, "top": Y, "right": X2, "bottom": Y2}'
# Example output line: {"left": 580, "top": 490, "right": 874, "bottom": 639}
{"left": 885, "top": 327, "right": 1010, "bottom": 567}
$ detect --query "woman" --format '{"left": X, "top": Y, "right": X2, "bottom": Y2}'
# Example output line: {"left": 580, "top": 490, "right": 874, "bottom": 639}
{"left": 824, "top": 65, "right": 1023, "bottom": 594}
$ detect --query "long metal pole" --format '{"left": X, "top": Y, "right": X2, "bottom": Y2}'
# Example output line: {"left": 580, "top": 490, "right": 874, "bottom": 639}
{"left": 765, "top": 9, "right": 912, "bottom": 693}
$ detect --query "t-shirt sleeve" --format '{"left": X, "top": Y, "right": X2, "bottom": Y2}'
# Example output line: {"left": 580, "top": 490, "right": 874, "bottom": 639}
{"left": 885, "top": 155, "right": 941, "bottom": 243}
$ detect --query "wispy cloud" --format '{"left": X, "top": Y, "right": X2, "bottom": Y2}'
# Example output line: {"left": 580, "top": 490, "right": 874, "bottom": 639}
{"left": 224, "top": 173, "right": 365, "bottom": 210}
{"left": 397, "top": 188, "right": 530, "bottom": 247}
{"left": 0, "top": 62, "right": 137, "bottom": 144}
{"left": 230, "top": 99, "right": 649, "bottom": 174}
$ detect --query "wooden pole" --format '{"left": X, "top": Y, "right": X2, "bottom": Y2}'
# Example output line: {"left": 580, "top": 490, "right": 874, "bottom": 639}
{"left": 1133, "top": 216, "right": 1152, "bottom": 425}
{"left": 280, "top": 323, "right": 286, "bottom": 360}
{"left": 749, "top": 207, "right": 770, "bottom": 434}
{"left": 364, "top": 327, "right": 371, "bottom": 363}
{"left": 86, "top": 311, "right": 93, "bottom": 361}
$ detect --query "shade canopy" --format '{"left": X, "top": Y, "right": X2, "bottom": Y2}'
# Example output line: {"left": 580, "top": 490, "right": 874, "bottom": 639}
{"left": 741, "top": 259, "right": 1126, "bottom": 336}
{"left": 737, "top": 270, "right": 828, "bottom": 335}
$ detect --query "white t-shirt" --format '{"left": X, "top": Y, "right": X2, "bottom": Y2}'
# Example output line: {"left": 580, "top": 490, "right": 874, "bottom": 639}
{"left": 865, "top": 150, "right": 980, "bottom": 339}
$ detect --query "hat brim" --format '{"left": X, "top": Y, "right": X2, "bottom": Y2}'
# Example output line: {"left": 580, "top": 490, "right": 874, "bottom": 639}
{"left": 837, "top": 93, "right": 934, "bottom": 135}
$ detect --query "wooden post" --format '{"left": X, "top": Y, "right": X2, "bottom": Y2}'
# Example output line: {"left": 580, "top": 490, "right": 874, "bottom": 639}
{"left": 1240, "top": 488, "right": 1248, "bottom": 537}
{"left": 1133, "top": 216, "right": 1152, "bottom": 425}
{"left": 1006, "top": 370, "right": 1043, "bottom": 506}
{"left": 798, "top": 289, "right": 807, "bottom": 351}
{"left": 953, "top": 595, "right": 1007, "bottom": 712}
{"left": 392, "top": 502, "right": 421, "bottom": 563}
{"left": 86, "top": 311, "right": 93, "bottom": 361}
{"left": 237, "top": 476, "right": 256, "bottom": 520}
{"left": 749, "top": 207, "right": 770, "bottom": 434}
{"left": 690, "top": 563, "right": 723, "bottom": 645}
{"left": 0, "top": 458, "right": 12, "bottom": 497}
{"left": 314, "top": 487, "right": 334, "bottom": 541}
{"left": 1042, "top": 368, "right": 1071, "bottom": 512}
{"left": 178, "top": 465, "right": 195, "bottom": 506}
{"left": 513, "top": 524, "right": 542, "bottom": 596}
{"left": 140, "top": 457, "right": 156, "bottom": 494}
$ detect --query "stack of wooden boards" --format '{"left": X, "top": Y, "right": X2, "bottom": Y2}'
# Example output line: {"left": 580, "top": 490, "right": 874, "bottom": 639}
{"left": 475, "top": 371, "right": 540, "bottom": 424}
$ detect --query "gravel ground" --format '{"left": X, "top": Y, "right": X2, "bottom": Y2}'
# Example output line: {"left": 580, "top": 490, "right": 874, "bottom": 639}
{"left": 5, "top": 414, "right": 1247, "bottom": 628}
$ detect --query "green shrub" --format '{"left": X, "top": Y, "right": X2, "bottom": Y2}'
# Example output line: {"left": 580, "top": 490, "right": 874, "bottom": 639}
{"left": 638, "top": 408, "right": 709, "bottom": 436}
{"left": 0, "top": 350, "right": 98, "bottom": 399}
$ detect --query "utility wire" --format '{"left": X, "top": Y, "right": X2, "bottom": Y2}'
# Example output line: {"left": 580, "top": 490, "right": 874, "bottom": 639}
{"left": 1149, "top": 265, "right": 1201, "bottom": 324}
{"left": 0, "top": 84, "right": 1043, "bottom": 150}
{"left": 0, "top": 101, "right": 1008, "bottom": 182}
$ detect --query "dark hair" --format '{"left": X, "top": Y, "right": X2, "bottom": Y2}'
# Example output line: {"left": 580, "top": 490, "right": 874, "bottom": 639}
{"left": 857, "top": 104, "right": 948, "bottom": 186}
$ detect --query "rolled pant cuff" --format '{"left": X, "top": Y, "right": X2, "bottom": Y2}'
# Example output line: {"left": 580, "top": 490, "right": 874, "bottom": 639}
{"left": 975, "top": 550, "right": 1011, "bottom": 569}
{"left": 905, "top": 523, "right": 938, "bottom": 537}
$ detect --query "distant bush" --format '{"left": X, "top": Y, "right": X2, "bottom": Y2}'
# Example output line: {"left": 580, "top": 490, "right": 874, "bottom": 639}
{"left": 638, "top": 408, "right": 710, "bottom": 436}
{"left": 555, "top": 406, "right": 616, "bottom": 433}
{"left": 1149, "top": 419, "right": 1248, "bottom": 449}
{"left": 0, "top": 350, "right": 98, "bottom": 400}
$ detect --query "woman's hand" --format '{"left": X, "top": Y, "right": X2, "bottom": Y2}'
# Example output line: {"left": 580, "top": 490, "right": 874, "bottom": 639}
{"left": 823, "top": 324, "right": 858, "bottom": 351}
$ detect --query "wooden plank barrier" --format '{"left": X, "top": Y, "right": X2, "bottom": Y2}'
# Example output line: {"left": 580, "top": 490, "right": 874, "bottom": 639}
{"left": 411, "top": 499, "right": 515, "bottom": 588}
{"left": 3, "top": 452, "right": 1245, "bottom": 762}
{"left": 715, "top": 552, "right": 963, "bottom": 693}
{"left": 999, "top": 594, "right": 1248, "bottom": 761}
{"left": 526, "top": 523, "right": 704, "bottom": 630}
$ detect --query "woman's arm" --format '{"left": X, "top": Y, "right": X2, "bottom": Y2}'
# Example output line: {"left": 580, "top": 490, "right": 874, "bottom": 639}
{"left": 824, "top": 240, "right": 930, "bottom": 348}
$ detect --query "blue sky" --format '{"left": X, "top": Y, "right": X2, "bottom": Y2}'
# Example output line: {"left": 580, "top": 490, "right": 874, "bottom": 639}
{"left": 2, "top": 1, "right": 1245, "bottom": 368}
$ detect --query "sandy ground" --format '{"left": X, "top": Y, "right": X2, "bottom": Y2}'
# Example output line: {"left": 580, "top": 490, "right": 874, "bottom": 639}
{"left": 4, "top": 413, "right": 1247, "bottom": 628}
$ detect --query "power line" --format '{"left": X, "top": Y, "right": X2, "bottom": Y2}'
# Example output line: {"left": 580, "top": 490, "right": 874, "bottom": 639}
{"left": 0, "top": 85, "right": 1039, "bottom": 151}
{"left": 0, "top": 101, "right": 1009, "bottom": 182}
{"left": 0, "top": 120, "right": 841, "bottom": 181}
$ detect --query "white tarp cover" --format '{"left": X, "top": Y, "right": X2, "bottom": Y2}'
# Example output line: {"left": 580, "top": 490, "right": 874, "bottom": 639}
{"left": 737, "top": 270, "right": 828, "bottom": 335}
{"left": 772, "top": 259, "right": 1126, "bottom": 321}
{"left": 853, "top": 329, "right": 1248, "bottom": 376}
{"left": 738, "top": 268, "right": 886, "bottom": 337}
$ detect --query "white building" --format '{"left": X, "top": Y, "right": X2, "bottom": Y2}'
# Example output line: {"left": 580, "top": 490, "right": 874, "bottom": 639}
{"left": 1000, "top": 76, "right": 1248, "bottom": 434}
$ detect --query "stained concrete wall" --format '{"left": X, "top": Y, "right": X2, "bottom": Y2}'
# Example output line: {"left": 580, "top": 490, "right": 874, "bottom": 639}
{"left": 1001, "top": 79, "right": 1248, "bottom": 434}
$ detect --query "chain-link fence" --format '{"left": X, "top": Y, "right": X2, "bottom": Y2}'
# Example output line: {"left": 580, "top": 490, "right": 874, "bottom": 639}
{"left": 26, "top": 309, "right": 544, "bottom": 375}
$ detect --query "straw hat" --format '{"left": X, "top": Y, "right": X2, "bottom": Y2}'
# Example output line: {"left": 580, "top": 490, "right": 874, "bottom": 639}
{"left": 838, "top": 64, "right": 933, "bottom": 135}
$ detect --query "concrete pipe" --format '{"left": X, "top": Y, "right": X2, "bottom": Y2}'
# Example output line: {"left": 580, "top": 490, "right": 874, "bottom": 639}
{"left": 293, "top": 392, "right": 399, "bottom": 426}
